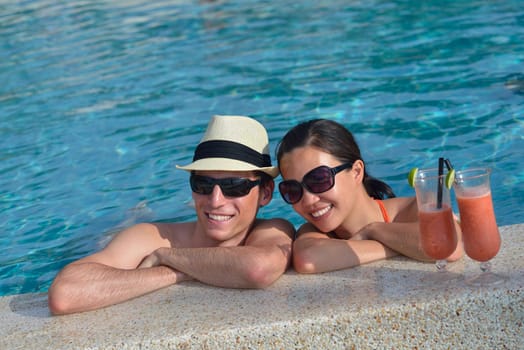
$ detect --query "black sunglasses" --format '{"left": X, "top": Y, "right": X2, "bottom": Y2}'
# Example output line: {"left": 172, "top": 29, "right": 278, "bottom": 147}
{"left": 278, "top": 163, "right": 353, "bottom": 204}
{"left": 190, "top": 174, "right": 261, "bottom": 197}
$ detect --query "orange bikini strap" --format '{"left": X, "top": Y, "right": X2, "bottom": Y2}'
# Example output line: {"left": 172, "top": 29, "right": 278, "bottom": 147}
{"left": 375, "top": 199, "right": 391, "bottom": 223}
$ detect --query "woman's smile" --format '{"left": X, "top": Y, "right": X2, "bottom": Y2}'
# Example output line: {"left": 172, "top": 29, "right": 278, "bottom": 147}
{"left": 311, "top": 205, "right": 332, "bottom": 218}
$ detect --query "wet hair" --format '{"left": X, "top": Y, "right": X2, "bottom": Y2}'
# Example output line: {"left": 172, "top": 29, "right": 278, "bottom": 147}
{"left": 276, "top": 119, "right": 395, "bottom": 199}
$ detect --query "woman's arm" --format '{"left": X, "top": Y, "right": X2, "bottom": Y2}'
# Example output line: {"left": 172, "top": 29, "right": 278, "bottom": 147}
{"left": 292, "top": 223, "right": 397, "bottom": 274}
{"left": 356, "top": 198, "right": 464, "bottom": 262}
{"left": 355, "top": 221, "right": 431, "bottom": 261}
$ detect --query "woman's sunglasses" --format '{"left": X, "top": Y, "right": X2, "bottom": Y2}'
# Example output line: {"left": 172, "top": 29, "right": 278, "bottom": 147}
{"left": 190, "top": 174, "right": 261, "bottom": 197}
{"left": 278, "top": 163, "right": 353, "bottom": 204}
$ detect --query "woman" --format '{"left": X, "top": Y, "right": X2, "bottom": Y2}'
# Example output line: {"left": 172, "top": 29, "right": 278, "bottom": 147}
{"left": 276, "top": 119, "right": 463, "bottom": 273}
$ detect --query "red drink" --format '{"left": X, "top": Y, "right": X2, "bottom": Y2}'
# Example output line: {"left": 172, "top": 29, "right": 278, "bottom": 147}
{"left": 418, "top": 205, "right": 458, "bottom": 260}
{"left": 456, "top": 191, "right": 500, "bottom": 262}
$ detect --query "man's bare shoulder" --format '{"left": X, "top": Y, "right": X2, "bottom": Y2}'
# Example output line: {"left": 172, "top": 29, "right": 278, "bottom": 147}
{"left": 248, "top": 218, "right": 296, "bottom": 241}
{"left": 76, "top": 221, "right": 196, "bottom": 268}
{"left": 140, "top": 221, "right": 197, "bottom": 247}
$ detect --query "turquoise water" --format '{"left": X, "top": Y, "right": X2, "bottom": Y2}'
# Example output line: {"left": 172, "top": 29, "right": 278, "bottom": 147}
{"left": 1, "top": 0, "right": 523, "bottom": 296}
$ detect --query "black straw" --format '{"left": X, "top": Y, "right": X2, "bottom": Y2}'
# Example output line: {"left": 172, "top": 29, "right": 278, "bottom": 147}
{"left": 437, "top": 157, "right": 444, "bottom": 209}
{"left": 444, "top": 158, "right": 453, "bottom": 171}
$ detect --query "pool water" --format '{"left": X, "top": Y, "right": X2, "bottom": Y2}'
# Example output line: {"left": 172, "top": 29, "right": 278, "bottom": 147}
{"left": 1, "top": 0, "right": 523, "bottom": 296}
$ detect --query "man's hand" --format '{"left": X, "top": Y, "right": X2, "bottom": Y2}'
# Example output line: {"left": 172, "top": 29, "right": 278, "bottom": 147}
{"left": 138, "top": 248, "right": 165, "bottom": 268}
{"left": 138, "top": 248, "right": 194, "bottom": 283}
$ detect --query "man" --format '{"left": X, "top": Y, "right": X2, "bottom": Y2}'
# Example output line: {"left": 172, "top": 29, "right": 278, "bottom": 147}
{"left": 48, "top": 115, "right": 295, "bottom": 315}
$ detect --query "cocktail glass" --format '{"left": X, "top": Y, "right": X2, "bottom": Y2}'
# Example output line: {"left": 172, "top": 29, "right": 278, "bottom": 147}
{"left": 454, "top": 167, "right": 507, "bottom": 286}
{"left": 414, "top": 168, "right": 458, "bottom": 277}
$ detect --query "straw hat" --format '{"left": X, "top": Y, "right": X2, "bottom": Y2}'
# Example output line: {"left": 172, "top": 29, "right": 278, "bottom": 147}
{"left": 176, "top": 115, "right": 279, "bottom": 178}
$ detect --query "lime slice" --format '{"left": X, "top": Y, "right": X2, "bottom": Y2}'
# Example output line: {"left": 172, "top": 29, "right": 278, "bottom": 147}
{"left": 445, "top": 168, "right": 455, "bottom": 189}
{"left": 407, "top": 167, "right": 418, "bottom": 187}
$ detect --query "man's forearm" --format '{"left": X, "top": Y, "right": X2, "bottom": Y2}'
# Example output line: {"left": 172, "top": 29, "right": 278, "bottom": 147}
{"left": 156, "top": 246, "right": 286, "bottom": 289}
{"left": 48, "top": 262, "right": 179, "bottom": 315}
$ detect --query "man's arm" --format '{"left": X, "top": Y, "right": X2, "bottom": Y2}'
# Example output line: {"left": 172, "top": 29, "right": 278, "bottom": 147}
{"left": 292, "top": 224, "right": 398, "bottom": 274}
{"left": 48, "top": 261, "right": 184, "bottom": 315}
{"left": 139, "top": 218, "right": 294, "bottom": 288}
{"left": 48, "top": 223, "right": 188, "bottom": 315}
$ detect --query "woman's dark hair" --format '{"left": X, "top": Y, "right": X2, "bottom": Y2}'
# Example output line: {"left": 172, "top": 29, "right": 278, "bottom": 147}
{"left": 276, "top": 119, "right": 395, "bottom": 199}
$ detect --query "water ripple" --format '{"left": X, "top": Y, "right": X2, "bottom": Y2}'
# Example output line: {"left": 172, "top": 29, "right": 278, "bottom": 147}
{"left": 1, "top": 0, "right": 523, "bottom": 296}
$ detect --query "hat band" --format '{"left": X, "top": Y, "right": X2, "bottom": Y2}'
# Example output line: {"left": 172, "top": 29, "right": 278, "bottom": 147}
{"left": 193, "top": 140, "right": 272, "bottom": 168}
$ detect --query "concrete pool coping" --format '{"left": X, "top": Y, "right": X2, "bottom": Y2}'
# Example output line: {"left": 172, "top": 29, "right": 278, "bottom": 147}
{"left": 1, "top": 224, "right": 522, "bottom": 349}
